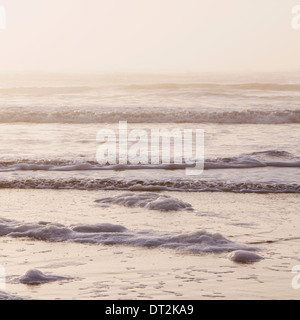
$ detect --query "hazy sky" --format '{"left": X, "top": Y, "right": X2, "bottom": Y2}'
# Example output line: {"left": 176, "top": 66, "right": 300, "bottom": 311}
{"left": 0, "top": 0, "right": 299, "bottom": 73}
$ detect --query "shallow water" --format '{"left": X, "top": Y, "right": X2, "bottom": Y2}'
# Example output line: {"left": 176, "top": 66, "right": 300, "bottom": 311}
{"left": 0, "top": 190, "right": 299, "bottom": 300}
{"left": 0, "top": 73, "right": 299, "bottom": 299}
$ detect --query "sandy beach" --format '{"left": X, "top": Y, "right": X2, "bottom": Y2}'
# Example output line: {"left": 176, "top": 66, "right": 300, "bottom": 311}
{"left": 1, "top": 189, "right": 299, "bottom": 300}
{"left": 1, "top": 2, "right": 300, "bottom": 301}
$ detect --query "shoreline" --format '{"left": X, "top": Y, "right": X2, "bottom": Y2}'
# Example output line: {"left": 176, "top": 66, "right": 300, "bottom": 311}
{"left": 0, "top": 189, "right": 299, "bottom": 300}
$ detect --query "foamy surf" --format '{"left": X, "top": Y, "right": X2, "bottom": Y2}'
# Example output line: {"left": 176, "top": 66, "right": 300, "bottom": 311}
{"left": 17, "top": 269, "right": 72, "bottom": 285}
{"left": 0, "top": 291, "right": 24, "bottom": 300}
{"left": 0, "top": 109, "right": 299, "bottom": 124}
{"left": 0, "top": 156, "right": 299, "bottom": 172}
{"left": 0, "top": 217, "right": 259, "bottom": 256}
{"left": 0, "top": 178, "right": 298, "bottom": 193}
{"left": 227, "top": 250, "right": 263, "bottom": 263}
{"left": 95, "top": 193, "right": 194, "bottom": 211}
{"left": 0, "top": 73, "right": 298, "bottom": 300}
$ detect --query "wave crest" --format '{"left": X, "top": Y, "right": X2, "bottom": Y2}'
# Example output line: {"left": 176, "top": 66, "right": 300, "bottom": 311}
{"left": 0, "top": 109, "right": 299, "bottom": 124}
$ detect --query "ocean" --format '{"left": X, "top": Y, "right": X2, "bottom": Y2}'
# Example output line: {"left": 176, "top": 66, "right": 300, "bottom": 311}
{"left": 0, "top": 72, "right": 299, "bottom": 300}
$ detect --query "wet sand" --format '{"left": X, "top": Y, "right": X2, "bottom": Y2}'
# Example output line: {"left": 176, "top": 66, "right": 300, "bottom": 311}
{"left": 0, "top": 189, "right": 299, "bottom": 300}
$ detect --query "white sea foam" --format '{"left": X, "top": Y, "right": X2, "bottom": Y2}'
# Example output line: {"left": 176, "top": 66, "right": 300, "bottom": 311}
{"left": 0, "top": 178, "right": 298, "bottom": 193}
{"left": 0, "top": 109, "right": 299, "bottom": 124}
{"left": 0, "top": 157, "right": 299, "bottom": 172}
{"left": 18, "top": 269, "right": 71, "bottom": 285}
{"left": 227, "top": 250, "right": 263, "bottom": 263}
{"left": 95, "top": 193, "right": 194, "bottom": 211}
{"left": 72, "top": 224, "right": 127, "bottom": 233}
{"left": 0, "top": 291, "right": 24, "bottom": 300}
{"left": 0, "top": 217, "right": 259, "bottom": 255}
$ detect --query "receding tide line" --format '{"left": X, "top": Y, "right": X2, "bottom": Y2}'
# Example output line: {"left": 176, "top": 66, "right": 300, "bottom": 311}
{"left": 0, "top": 178, "right": 299, "bottom": 193}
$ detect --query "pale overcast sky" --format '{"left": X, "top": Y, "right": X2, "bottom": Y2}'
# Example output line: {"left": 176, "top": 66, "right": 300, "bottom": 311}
{"left": 0, "top": 0, "right": 299, "bottom": 73}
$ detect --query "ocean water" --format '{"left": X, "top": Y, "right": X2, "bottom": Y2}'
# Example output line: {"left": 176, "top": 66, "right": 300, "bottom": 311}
{"left": 0, "top": 72, "right": 299, "bottom": 192}
{"left": 0, "top": 73, "right": 299, "bottom": 299}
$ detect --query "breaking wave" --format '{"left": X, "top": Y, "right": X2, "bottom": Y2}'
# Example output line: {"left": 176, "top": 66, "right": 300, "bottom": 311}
{"left": 0, "top": 178, "right": 298, "bottom": 193}
{"left": 0, "top": 156, "right": 299, "bottom": 172}
{"left": 95, "top": 193, "right": 194, "bottom": 211}
{"left": 0, "top": 109, "right": 299, "bottom": 124}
